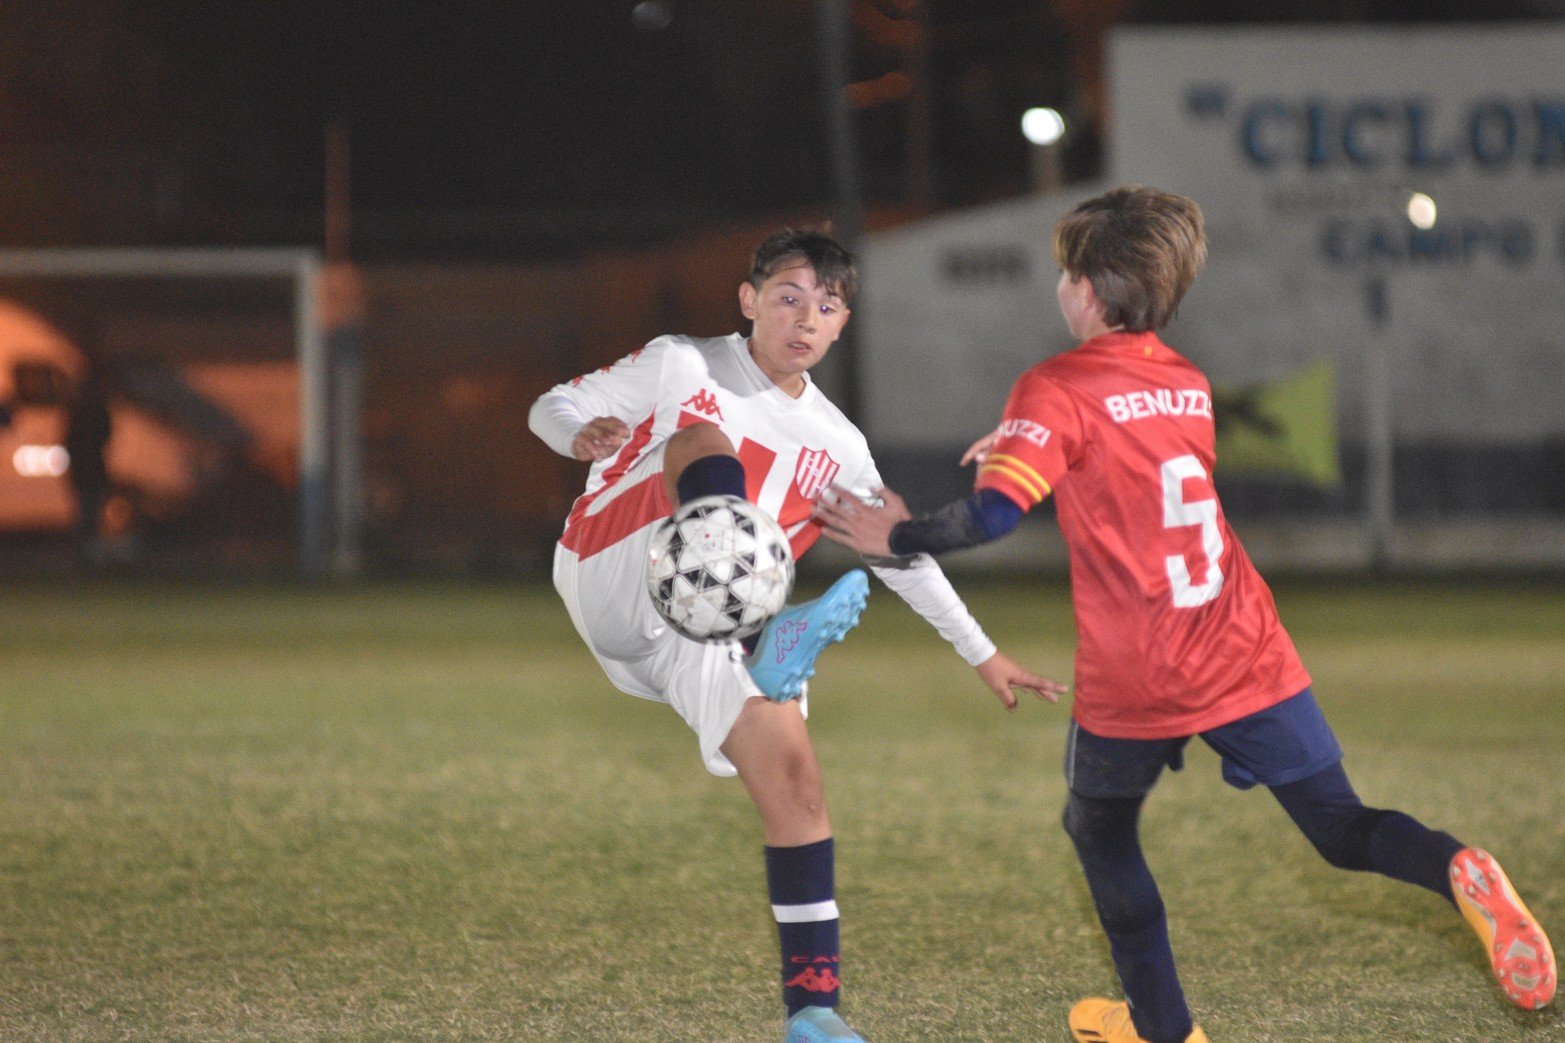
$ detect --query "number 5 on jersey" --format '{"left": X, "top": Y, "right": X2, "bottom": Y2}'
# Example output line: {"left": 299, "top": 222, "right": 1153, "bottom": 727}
{"left": 1161, "top": 454, "right": 1224, "bottom": 607}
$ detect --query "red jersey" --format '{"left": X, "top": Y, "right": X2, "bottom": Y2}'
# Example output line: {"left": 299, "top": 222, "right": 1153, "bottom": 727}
{"left": 974, "top": 331, "right": 1310, "bottom": 739}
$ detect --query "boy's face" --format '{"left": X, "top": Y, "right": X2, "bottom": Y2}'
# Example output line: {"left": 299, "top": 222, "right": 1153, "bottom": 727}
{"left": 739, "top": 262, "right": 850, "bottom": 396}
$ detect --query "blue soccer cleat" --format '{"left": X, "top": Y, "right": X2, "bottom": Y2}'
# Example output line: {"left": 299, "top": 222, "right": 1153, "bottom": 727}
{"left": 746, "top": 569, "right": 869, "bottom": 702}
{"left": 784, "top": 1005, "right": 867, "bottom": 1042}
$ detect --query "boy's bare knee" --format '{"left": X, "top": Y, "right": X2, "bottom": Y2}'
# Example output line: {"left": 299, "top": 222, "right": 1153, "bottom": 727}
{"left": 780, "top": 749, "right": 825, "bottom": 804}
{"left": 664, "top": 422, "right": 740, "bottom": 503}
{"left": 724, "top": 705, "right": 829, "bottom": 841}
{"left": 666, "top": 421, "right": 735, "bottom": 458}
{"left": 751, "top": 739, "right": 823, "bottom": 801}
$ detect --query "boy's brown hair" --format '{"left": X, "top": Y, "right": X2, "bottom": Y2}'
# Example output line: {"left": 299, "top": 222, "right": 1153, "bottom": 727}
{"left": 750, "top": 229, "right": 860, "bottom": 304}
{"left": 1053, "top": 185, "right": 1207, "bottom": 332}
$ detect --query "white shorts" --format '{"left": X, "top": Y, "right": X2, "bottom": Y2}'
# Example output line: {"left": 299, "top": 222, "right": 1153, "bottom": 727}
{"left": 551, "top": 444, "right": 803, "bottom": 777}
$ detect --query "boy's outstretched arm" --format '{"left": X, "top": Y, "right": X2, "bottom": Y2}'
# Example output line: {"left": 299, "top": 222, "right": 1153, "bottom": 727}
{"left": 816, "top": 486, "right": 1067, "bottom": 711}
{"left": 814, "top": 486, "right": 911, "bottom": 556}
{"left": 975, "top": 650, "right": 1067, "bottom": 711}
{"left": 815, "top": 486, "right": 1024, "bottom": 558}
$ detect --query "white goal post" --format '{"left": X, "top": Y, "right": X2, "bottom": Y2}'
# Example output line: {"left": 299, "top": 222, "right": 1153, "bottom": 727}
{"left": 0, "top": 246, "right": 353, "bottom": 575}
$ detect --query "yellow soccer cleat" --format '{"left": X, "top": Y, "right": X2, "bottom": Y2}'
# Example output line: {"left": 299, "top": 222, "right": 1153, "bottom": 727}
{"left": 1068, "top": 998, "right": 1209, "bottom": 1043}
{"left": 1450, "top": 847, "right": 1556, "bottom": 1009}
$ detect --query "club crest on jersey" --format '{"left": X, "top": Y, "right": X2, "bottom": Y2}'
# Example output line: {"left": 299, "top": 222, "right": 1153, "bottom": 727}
{"left": 792, "top": 448, "right": 840, "bottom": 501}
{"left": 681, "top": 388, "right": 725, "bottom": 420}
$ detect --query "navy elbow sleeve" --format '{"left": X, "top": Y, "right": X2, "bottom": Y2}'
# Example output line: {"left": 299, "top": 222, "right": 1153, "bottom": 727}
{"left": 887, "top": 489, "right": 1025, "bottom": 556}
{"left": 972, "top": 488, "right": 1024, "bottom": 540}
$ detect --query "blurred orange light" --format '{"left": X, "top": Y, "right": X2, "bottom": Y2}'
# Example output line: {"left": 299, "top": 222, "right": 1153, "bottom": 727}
{"left": 12, "top": 444, "right": 69, "bottom": 477}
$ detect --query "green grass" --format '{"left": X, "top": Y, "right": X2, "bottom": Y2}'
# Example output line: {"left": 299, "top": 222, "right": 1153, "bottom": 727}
{"left": 0, "top": 576, "right": 1562, "bottom": 1041}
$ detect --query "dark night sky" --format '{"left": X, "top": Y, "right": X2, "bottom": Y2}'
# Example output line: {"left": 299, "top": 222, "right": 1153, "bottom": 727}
{"left": 2, "top": 2, "right": 844, "bottom": 252}
{"left": 0, "top": 1, "right": 1558, "bottom": 259}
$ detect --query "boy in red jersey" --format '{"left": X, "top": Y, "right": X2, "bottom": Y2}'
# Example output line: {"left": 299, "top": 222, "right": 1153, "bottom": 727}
{"left": 815, "top": 186, "right": 1555, "bottom": 1041}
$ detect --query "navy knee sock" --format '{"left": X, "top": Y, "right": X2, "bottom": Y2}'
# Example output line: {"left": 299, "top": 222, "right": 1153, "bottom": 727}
{"left": 675, "top": 454, "right": 747, "bottom": 505}
{"left": 765, "top": 838, "right": 840, "bottom": 1016}
{"left": 1271, "top": 764, "right": 1465, "bottom": 901}
{"left": 1368, "top": 811, "right": 1466, "bottom": 900}
{"left": 1064, "top": 794, "right": 1193, "bottom": 1043}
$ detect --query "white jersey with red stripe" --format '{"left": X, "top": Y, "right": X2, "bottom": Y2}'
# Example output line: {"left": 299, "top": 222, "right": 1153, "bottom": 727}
{"left": 531, "top": 331, "right": 997, "bottom": 676}
{"left": 536, "top": 332, "right": 870, "bottom": 563}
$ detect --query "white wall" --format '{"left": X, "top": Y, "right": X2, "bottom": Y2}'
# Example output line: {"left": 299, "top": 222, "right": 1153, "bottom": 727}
{"left": 1111, "top": 25, "right": 1565, "bottom": 444}
{"left": 858, "top": 192, "right": 1098, "bottom": 448}
{"left": 861, "top": 25, "right": 1565, "bottom": 449}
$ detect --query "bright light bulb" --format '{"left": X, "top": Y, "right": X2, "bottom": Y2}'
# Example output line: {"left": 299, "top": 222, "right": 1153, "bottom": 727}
{"left": 1021, "top": 107, "right": 1065, "bottom": 146}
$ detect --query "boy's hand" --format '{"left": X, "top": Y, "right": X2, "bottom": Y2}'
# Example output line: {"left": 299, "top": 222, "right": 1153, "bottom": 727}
{"left": 571, "top": 416, "right": 631, "bottom": 461}
{"left": 974, "top": 651, "right": 1069, "bottom": 712}
{"left": 814, "top": 485, "right": 911, "bottom": 557}
{"left": 959, "top": 427, "right": 1002, "bottom": 467}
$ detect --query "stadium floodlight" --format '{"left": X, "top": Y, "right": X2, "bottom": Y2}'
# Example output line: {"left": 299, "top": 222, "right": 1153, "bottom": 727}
{"left": 1021, "top": 107, "right": 1066, "bottom": 146}
{"left": 1022, "top": 108, "right": 1066, "bottom": 194}
{"left": 0, "top": 247, "right": 345, "bottom": 576}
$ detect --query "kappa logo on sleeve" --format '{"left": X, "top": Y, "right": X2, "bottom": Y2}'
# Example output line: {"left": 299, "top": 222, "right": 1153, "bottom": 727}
{"left": 681, "top": 388, "right": 725, "bottom": 420}
{"left": 998, "top": 417, "right": 1052, "bottom": 448}
{"left": 571, "top": 348, "right": 645, "bottom": 386}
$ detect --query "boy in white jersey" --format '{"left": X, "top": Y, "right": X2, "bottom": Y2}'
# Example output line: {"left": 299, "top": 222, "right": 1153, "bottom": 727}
{"left": 531, "top": 230, "right": 1064, "bottom": 1042}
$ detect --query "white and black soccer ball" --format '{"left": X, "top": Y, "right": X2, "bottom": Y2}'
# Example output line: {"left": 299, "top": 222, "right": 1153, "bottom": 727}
{"left": 646, "top": 495, "right": 795, "bottom": 642}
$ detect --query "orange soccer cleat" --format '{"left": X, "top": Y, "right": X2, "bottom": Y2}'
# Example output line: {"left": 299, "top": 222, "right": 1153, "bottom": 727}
{"left": 1068, "top": 998, "right": 1209, "bottom": 1043}
{"left": 1450, "top": 846, "right": 1556, "bottom": 1010}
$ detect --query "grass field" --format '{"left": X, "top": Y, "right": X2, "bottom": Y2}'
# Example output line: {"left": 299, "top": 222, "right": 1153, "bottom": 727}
{"left": 1, "top": 574, "right": 1562, "bottom": 1041}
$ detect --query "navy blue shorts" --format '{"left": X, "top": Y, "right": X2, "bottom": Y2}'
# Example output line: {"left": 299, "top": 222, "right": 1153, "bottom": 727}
{"left": 1064, "top": 688, "right": 1344, "bottom": 800}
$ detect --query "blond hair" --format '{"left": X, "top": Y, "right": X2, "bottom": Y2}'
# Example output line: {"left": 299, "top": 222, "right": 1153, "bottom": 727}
{"left": 1053, "top": 185, "right": 1206, "bottom": 332}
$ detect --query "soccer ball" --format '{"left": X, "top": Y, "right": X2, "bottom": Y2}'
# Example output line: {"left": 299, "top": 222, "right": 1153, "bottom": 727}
{"left": 646, "top": 495, "right": 795, "bottom": 642}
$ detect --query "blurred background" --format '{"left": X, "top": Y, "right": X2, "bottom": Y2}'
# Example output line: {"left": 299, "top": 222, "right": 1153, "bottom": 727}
{"left": 1, "top": 0, "right": 1562, "bottom": 578}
